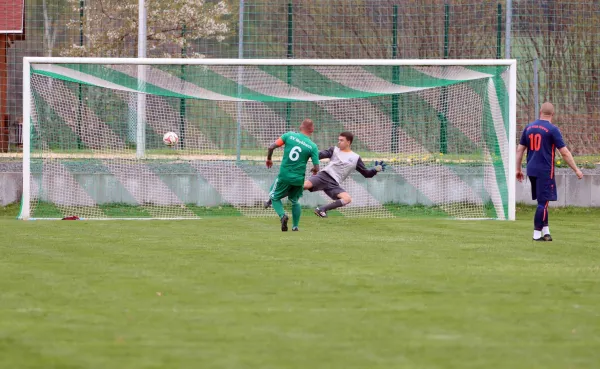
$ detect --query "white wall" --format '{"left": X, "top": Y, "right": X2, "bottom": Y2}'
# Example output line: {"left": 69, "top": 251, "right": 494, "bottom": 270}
{"left": 2, "top": 169, "right": 599, "bottom": 207}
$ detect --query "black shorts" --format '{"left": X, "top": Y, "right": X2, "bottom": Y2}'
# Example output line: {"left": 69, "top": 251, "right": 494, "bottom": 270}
{"left": 307, "top": 172, "right": 346, "bottom": 200}
{"left": 529, "top": 175, "right": 557, "bottom": 202}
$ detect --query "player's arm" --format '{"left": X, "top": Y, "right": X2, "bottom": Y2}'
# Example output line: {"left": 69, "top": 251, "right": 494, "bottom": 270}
{"left": 310, "top": 144, "right": 320, "bottom": 175}
{"left": 558, "top": 146, "right": 583, "bottom": 179}
{"left": 355, "top": 157, "right": 385, "bottom": 178}
{"left": 266, "top": 137, "right": 285, "bottom": 168}
{"left": 553, "top": 128, "right": 583, "bottom": 179}
{"left": 318, "top": 146, "right": 335, "bottom": 160}
{"left": 516, "top": 128, "right": 528, "bottom": 182}
{"left": 515, "top": 144, "right": 527, "bottom": 182}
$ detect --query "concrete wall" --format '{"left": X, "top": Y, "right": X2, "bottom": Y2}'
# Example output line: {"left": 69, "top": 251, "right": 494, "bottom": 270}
{"left": 515, "top": 171, "right": 600, "bottom": 207}
{"left": 0, "top": 172, "right": 22, "bottom": 206}
{"left": 1, "top": 169, "right": 599, "bottom": 207}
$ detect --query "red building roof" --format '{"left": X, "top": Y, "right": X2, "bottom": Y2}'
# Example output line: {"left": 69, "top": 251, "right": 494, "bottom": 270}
{"left": 0, "top": 0, "right": 25, "bottom": 34}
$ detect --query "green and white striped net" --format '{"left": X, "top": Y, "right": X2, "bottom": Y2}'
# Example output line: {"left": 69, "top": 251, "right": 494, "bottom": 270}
{"left": 25, "top": 62, "right": 510, "bottom": 219}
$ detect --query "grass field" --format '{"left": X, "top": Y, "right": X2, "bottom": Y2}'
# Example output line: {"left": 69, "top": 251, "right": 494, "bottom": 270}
{"left": 1, "top": 205, "right": 599, "bottom": 369}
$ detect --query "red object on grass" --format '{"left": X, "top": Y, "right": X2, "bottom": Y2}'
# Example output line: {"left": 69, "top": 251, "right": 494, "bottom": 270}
{"left": 61, "top": 216, "right": 80, "bottom": 220}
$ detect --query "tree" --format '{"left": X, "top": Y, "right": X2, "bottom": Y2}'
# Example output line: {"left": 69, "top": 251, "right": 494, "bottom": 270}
{"left": 513, "top": 0, "right": 600, "bottom": 154}
{"left": 61, "top": 0, "right": 232, "bottom": 57}
{"left": 42, "top": 0, "right": 66, "bottom": 57}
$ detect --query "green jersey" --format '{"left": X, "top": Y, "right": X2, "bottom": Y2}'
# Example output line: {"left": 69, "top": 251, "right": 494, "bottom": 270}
{"left": 278, "top": 131, "right": 319, "bottom": 186}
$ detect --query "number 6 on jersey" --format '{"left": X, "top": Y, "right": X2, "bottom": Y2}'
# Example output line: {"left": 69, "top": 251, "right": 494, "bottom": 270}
{"left": 289, "top": 146, "right": 302, "bottom": 161}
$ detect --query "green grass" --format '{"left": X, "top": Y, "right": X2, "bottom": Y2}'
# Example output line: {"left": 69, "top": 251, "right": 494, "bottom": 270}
{"left": 1, "top": 206, "right": 599, "bottom": 368}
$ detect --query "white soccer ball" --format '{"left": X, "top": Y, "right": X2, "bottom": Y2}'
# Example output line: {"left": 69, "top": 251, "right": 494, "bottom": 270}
{"left": 163, "top": 132, "right": 179, "bottom": 146}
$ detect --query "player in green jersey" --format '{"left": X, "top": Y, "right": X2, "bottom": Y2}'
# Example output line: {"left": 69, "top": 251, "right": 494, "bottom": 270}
{"left": 266, "top": 119, "right": 320, "bottom": 231}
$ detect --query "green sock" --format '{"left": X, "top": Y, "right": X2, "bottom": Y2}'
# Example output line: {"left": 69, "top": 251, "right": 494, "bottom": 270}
{"left": 272, "top": 199, "right": 286, "bottom": 218}
{"left": 292, "top": 202, "right": 301, "bottom": 228}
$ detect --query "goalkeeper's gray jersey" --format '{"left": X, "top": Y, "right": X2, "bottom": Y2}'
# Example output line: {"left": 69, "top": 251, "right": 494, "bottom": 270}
{"left": 321, "top": 146, "right": 376, "bottom": 183}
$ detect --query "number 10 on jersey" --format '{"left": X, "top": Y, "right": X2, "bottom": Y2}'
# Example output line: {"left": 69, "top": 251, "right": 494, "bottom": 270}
{"left": 529, "top": 133, "right": 541, "bottom": 151}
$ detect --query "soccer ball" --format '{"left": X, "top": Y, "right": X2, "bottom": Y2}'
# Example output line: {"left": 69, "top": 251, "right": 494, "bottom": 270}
{"left": 163, "top": 132, "right": 179, "bottom": 146}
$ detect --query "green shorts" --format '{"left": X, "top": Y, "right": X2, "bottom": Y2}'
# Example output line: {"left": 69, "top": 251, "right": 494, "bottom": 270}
{"left": 269, "top": 177, "right": 304, "bottom": 203}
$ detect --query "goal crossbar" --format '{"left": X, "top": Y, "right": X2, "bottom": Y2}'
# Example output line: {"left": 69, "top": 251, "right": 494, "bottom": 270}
{"left": 24, "top": 57, "right": 517, "bottom": 66}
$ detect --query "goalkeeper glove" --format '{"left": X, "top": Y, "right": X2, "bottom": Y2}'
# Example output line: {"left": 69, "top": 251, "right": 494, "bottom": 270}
{"left": 374, "top": 160, "right": 386, "bottom": 172}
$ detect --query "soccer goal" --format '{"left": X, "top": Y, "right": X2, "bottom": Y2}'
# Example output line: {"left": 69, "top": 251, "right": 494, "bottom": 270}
{"left": 20, "top": 57, "right": 516, "bottom": 220}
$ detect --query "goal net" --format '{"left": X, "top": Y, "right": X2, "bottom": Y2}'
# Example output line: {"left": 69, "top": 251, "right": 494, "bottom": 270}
{"left": 20, "top": 58, "right": 516, "bottom": 220}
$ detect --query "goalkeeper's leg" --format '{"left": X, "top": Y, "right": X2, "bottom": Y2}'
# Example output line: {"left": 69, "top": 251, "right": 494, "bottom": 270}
{"left": 317, "top": 192, "right": 352, "bottom": 214}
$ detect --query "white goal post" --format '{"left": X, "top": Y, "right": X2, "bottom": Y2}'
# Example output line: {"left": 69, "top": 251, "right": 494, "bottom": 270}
{"left": 20, "top": 57, "right": 517, "bottom": 220}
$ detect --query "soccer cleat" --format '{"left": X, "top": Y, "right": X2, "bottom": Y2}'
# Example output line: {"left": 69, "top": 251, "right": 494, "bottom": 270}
{"left": 533, "top": 237, "right": 547, "bottom": 242}
{"left": 264, "top": 199, "right": 272, "bottom": 208}
{"left": 292, "top": 227, "right": 299, "bottom": 231}
{"left": 314, "top": 207, "right": 328, "bottom": 218}
{"left": 280, "top": 214, "right": 289, "bottom": 231}
{"left": 543, "top": 234, "right": 553, "bottom": 241}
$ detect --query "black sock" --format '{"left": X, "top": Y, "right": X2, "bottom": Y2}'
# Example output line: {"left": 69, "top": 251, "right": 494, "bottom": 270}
{"left": 320, "top": 199, "right": 345, "bottom": 212}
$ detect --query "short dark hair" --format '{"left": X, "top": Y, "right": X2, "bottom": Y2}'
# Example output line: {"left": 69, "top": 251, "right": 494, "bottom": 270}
{"left": 339, "top": 131, "right": 354, "bottom": 144}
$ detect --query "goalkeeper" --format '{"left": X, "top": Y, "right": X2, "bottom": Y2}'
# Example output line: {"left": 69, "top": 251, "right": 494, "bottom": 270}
{"left": 265, "top": 131, "right": 386, "bottom": 218}
{"left": 307, "top": 131, "right": 385, "bottom": 217}
{"left": 266, "top": 119, "right": 320, "bottom": 232}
